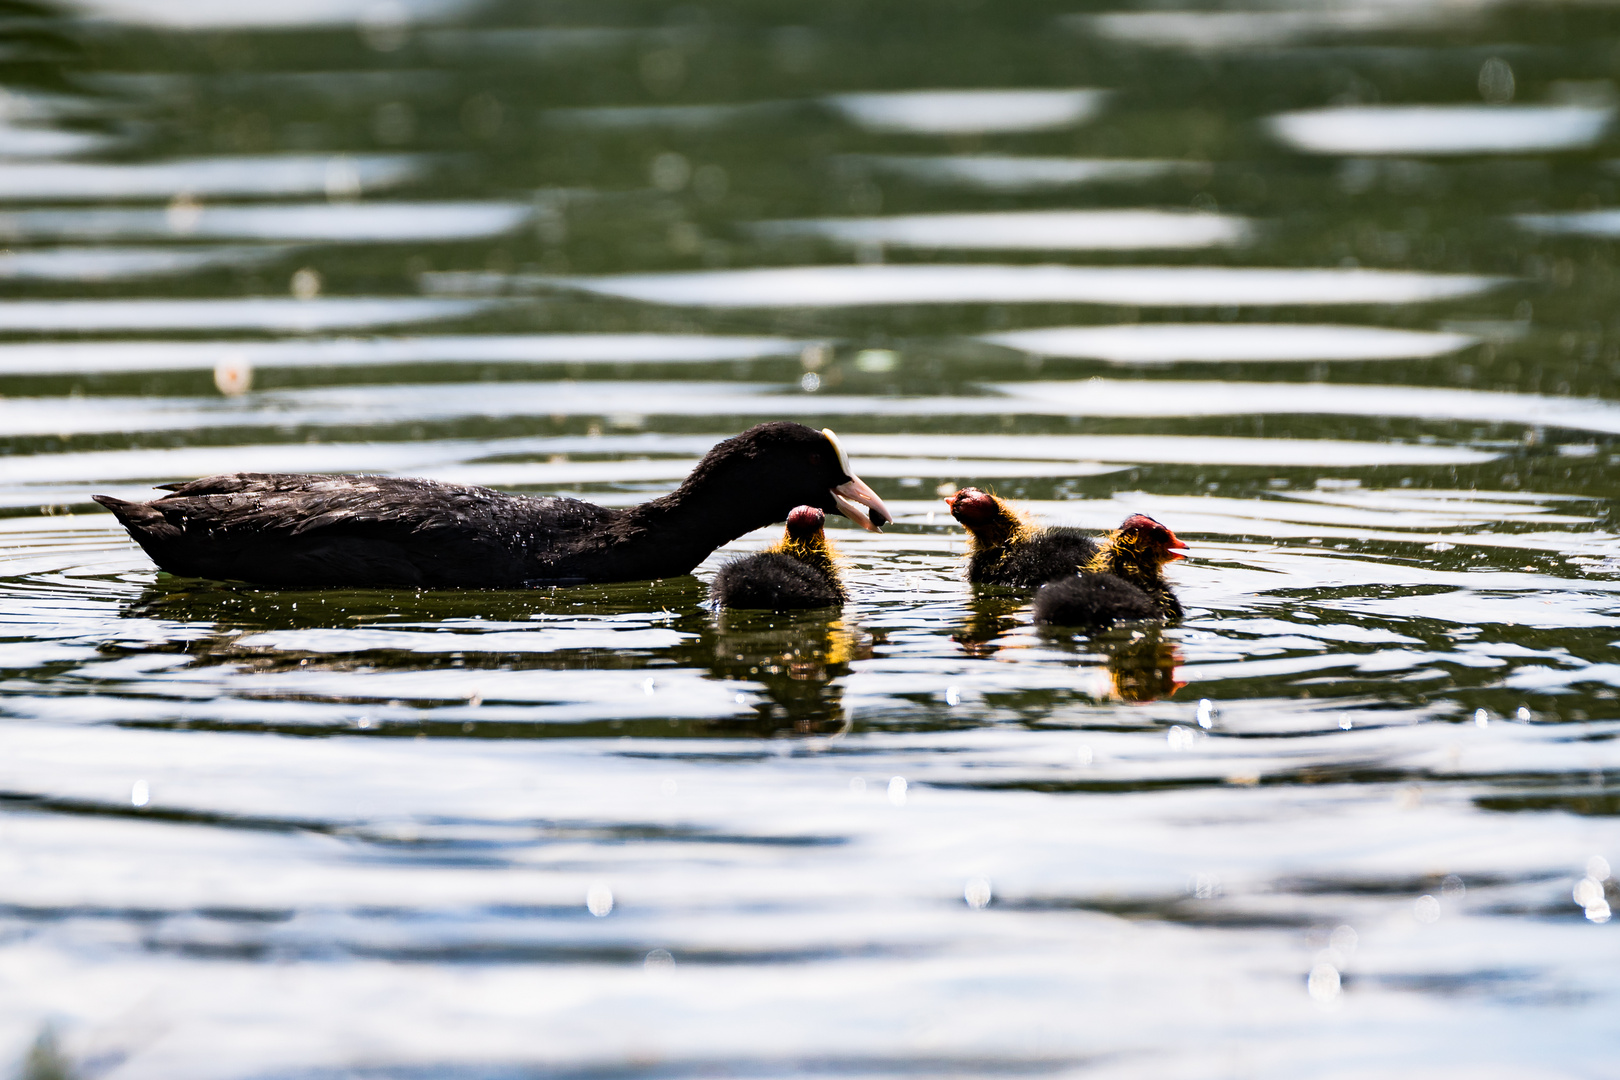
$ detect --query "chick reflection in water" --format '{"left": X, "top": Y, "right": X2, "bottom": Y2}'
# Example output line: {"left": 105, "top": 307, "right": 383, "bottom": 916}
{"left": 1085, "top": 627, "right": 1184, "bottom": 704}
{"left": 953, "top": 601, "right": 1183, "bottom": 703}
{"left": 708, "top": 612, "right": 871, "bottom": 735}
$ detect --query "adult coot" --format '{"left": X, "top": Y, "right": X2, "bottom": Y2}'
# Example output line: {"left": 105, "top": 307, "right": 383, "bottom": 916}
{"left": 95, "top": 423, "right": 891, "bottom": 589}
{"left": 711, "top": 505, "right": 845, "bottom": 610}
{"left": 945, "top": 487, "right": 1099, "bottom": 587}
{"left": 1033, "top": 514, "right": 1187, "bottom": 630}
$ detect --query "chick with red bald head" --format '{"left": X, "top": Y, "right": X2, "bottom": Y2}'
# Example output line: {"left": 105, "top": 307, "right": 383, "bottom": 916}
{"left": 943, "top": 488, "right": 1189, "bottom": 630}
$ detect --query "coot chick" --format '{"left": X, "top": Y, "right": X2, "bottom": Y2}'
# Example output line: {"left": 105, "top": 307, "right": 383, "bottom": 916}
{"left": 94, "top": 423, "right": 891, "bottom": 589}
{"left": 1033, "top": 514, "right": 1187, "bottom": 630}
{"left": 944, "top": 487, "right": 1099, "bottom": 587}
{"left": 711, "top": 505, "right": 845, "bottom": 610}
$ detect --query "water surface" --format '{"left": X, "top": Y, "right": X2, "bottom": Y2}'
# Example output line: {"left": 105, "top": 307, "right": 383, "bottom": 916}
{"left": 2, "top": 1, "right": 1619, "bottom": 1077}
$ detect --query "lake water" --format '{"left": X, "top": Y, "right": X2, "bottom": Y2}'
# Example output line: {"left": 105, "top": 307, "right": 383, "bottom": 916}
{"left": 2, "top": 1, "right": 1619, "bottom": 1076}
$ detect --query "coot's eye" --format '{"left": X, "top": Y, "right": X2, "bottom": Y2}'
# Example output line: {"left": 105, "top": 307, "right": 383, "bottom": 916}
{"left": 808, "top": 453, "right": 821, "bottom": 465}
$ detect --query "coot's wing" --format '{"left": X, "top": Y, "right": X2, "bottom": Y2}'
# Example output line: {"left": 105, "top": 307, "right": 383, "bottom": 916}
{"left": 97, "top": 473, "right": 619, "bottom": 588}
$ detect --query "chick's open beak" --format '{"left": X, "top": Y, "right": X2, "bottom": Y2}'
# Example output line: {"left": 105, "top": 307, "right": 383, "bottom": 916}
{"left": 1166, "top": 535, "right": 1189, "bottom": 561}
{"left": 832, "top": 475, "right": 891, "bottom": 532}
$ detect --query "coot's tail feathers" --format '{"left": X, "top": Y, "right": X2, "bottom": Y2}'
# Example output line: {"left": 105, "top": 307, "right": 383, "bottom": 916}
{"left": 93, "top": 493, "right": 172, "bottom": 534}
{"left": 154, "top": 472, "right": 376, "bottom": 496}
{"left": 1033, "top": 573, "right": 1159, "bottom": 630}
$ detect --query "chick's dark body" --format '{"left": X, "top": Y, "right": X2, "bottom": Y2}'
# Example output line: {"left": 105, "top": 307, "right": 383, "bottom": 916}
{"left": 969, "top": 527, "right": 1100, "bottom": 588}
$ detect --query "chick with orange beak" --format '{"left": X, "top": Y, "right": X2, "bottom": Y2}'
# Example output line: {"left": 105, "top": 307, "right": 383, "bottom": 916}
{"left": 1035, "top": 514, "right": 1188, "bottom": 629}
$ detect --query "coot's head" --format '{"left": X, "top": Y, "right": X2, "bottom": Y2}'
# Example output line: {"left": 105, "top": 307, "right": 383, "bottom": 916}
{"left": 1113, "top": 514, "right": 1188, "bottom": 568}
{"left": 944, "top": 487, "right": 1026, "bottom": 547}
{"left": 692, "top": 422, "right": 891, "bottom": 532}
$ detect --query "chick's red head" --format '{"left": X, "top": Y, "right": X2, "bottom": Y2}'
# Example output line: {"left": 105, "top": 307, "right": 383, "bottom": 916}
{"left": 1118, "top": 514, "right": 1188, "bottom": 562}
{"left": 786, "top": 504, "right": 827, "bottom": 542}
{"left": 944, "top": 487, "right": 999, "bottom": 527}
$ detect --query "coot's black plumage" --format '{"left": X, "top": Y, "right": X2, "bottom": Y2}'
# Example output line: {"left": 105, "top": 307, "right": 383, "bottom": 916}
{"left": 94, "top": 423, "right": 891, "bottom": 589}
{"left": 1033, "top": 514, "right": 1188, "bottom": 630}
{"left": 710, "top": 505, "right": 845, "bottom": 610}
{"left": 945, "top": 487, "right": 1099, "bottom": 587}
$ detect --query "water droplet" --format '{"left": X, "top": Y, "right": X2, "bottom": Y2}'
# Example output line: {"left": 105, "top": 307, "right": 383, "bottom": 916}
{"left": 1516, "top": 706, "right": 1533, "bottom": 722}
{"left": 1329, "top": 924, "right": 1358, "bottom": 957}
{"left": 887, "top": 776, "right": 908, "bottom": 806}
{"left": 799, "top": 371, "right": 821, "bottom": 393}
{"left": 1478, "top": 57, "right": 1515, "bottom": 104}
{"left": 643, "top": 948, "right": 676, "bottom": 975}
{"left": 213, "top": 355, "right": 252, "bottom": 397}
{"left": 290, "top": 267, "right": 322, "bottom": 300}
{"left": 1196, "top": 699, "right": 1214, "bottom": 729}
{"left": 130, "top": 780, "right": 149, "bottom": 808}
{"left": 1441, "top": 874, "right": 1466, "bottom": 899}
{"left": 643, "top": 678, "right": 656, "bottom": 696}
{"left": 944, "top": 686, "right": 960, "bottom": 707}
{"left": 1587, "top": 856, "right": 1611, "bottom": 882}
{"left": 1413, "top": 894, "right": 1441, "bottom": 923}
{"left": 964, "top": 877, "right": 992, "bottom": 909}
{"left": 855, "top": 348, "right": 898, "bottom": 374}
{"left": 848, "top": 776, "right": 866, "bottom": 795}
{"left": 586, "top": 883, "right": 614, "bottom": 917}
{"left": 1167, "top": 726, "right": 1196, "bottom": 751}
{"left": 1338, "top": 715, "right": 1353, "bottom": 730}
{"left": 1473, "top": 708, "right": 1489, "bottom": 727}
{"left": 649, "top": 151, "right": 690, "bottom": 192}
{"left": 1307, "top": 962, "right": 1341, "bottom": 1003}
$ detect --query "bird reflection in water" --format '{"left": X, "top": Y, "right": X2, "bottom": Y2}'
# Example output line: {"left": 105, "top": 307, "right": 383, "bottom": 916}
{"left": 953, "top": 592, "right": 1184, "bottom": 703}
{"left": 707, "top": 610, "right": 873, "bottom": 736}
{"left": 951, "top": 592, "right": 1028, "bottom": 658}
{"left": 1087, "top": 627, "right": 1185, "bottom": 704}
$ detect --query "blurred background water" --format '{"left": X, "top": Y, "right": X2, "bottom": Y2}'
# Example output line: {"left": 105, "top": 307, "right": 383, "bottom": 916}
{"left": 1, "top": 0, "right": 1619, "bottom": 1076}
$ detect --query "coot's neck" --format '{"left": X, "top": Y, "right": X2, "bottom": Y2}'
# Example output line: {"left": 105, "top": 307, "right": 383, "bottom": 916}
{"left": 565, "top": 480, "right": 782, "bottom": 582}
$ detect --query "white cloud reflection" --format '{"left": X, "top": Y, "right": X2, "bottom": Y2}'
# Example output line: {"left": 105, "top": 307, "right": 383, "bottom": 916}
{"left": 980, "top": 323, "right": 1477, "bottom": 363}
{"left": 1075, "top": 7, "right": 1470, "bottom": 51}
{"left": 826, "top": 90, "right": 1108, "bottom": 135}
{"left": 65, "top": 0, "right": 472, "bottom": 29}
{"left": 0, "top": 154, "right": 423, "bottom": 202}
{"left": 9, "top": 377, "right": 1614, "bottom": 439}
{"left": 1515, "top": 210, "right": 1620, "bottom": 238}
{"left": 0, "top": 334, "right": 809, "bottom": 375}
{"left": 1269, "top": 105, "right": 1615, "bottom": 156}
{"left": 549, "top": 264, "right": 1506, "bottom": 309}
{"left": 0, "top": 202, "right": 531, "bottom": 243}
{"left": 0, "top": 297, "right": 503, "bottom": 333}
{"left": 0, "top": 122, "right": 112, "bottom": 159}
{"left": 846, "top": 155, "right": 1193, "bottom": 193}
{"left": 750, "top": 210, "right": 1253, "bottom": 252}
{"left": 0, "top": 246, "right": 286, "bottom": 282}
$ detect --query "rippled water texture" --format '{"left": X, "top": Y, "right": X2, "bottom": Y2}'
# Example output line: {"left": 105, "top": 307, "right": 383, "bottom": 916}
{"left": 2, "top": 1, "right": 1620, "bottom": 1077}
